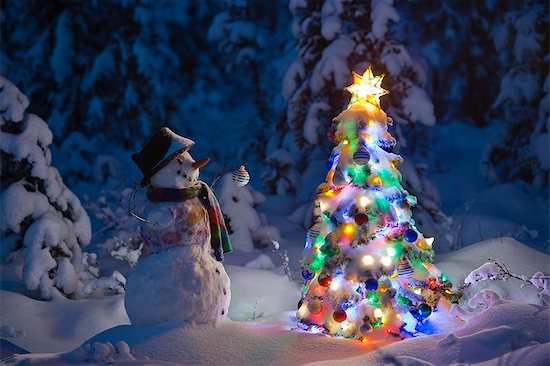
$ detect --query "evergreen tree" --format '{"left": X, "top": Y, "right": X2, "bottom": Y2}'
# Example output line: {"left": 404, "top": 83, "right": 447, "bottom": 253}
{"left": 481, "top": 1, "right": 549, "bottom": 190}
{"left": 0, "top": 76, "right": 91, "bottom": 300}
{"left": 297, "top": 68, "right": 459, "bottom": 339}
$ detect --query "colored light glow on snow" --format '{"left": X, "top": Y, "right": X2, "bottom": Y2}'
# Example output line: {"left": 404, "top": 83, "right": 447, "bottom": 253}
{"left": 381, "top": 255, "right": 392, "bottom": 267}
{"left": 386, "top": 247, "right": 397, "bottom": 257}
{"left": 362, "top": 254, "right": 374, "bottom": 265}
{"left": 360, "top": 196, "right": 371, "bottom": 207}
{"left": 374, "top": 308, "right": 383, "bottom": 318}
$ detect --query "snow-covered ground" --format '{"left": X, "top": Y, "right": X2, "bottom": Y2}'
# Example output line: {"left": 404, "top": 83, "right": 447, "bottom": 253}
{"left": 2, "top": 228, "right": 548, "bottom": 365}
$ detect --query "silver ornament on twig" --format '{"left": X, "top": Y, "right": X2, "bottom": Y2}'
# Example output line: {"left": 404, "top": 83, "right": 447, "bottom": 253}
{"left": 232, "top": 165, "right": 250, "bottom": 187}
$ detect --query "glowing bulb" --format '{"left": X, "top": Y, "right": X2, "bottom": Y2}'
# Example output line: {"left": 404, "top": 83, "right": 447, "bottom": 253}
{"left": 395, "top": 313, "right": 401, "bottom": 319}
{"left": 386, "top": 247, "right": 397, "bottom": 257}
{"left": 362, "top": 254, "right": 374, "bottom": 265}
{"left": 381, "top": 256, "right": 392, "bottom": 267}
{"left": 374, "top": 308, "right": 383, "bottom": 318}
{"left": 342, "top": 140, "right": 349, "bottom": 145}
{"left": 330, "top": 281, "right": 340, "bottom": 291}
{"left": 319, "top": 201, "right": 328, "bottom": 211}
{"left": 359, "top": 196, "right": 371, "bottom": 207}
{"left": 414, "top": 288, "right": 422, "bottom": 295}
{"left": 373, "top": 176, "right": 382, "bottom": 185}
{"left": 425, "top": 237, "right": 435, "bottom": 246}
{"left": 343, "top": 223, "right": 355, "bottom": 235}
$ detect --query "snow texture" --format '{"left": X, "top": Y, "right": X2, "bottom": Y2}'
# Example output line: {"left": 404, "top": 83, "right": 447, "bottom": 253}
{"left": 124, "top": 245, "right": 231, "bottom": 326}
{"left": 0, "top": 76, "right": 91, "bottom": 299}
{"left": 218, "top": 173, "right": 281, "bottom": 252}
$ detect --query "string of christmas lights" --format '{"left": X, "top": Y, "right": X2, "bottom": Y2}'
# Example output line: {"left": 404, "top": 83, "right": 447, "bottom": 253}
{"left": 297, "top": 67, "right": 461, "bottom": 341}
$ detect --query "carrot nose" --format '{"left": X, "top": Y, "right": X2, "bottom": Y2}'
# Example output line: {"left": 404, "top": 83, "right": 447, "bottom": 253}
{"left": 192, "top": 157, "right": 210, "bottom": 169}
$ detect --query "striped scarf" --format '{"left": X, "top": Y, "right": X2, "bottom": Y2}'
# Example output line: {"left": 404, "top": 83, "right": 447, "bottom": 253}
{"left": 147, "top": 182, "right": 232, "bottom": 261}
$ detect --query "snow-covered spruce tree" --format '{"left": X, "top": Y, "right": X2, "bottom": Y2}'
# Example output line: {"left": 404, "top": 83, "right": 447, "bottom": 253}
{"left": 0, "top": 76, "right": 91, "bottom": 300}
{"left": 217, "top": 174, "right": 281, "bottom": 252}
{"left": 261, "top": 148, "right": 300, "bottom": 195}
{"left": 481, "top": 2, "right": 549, "bottom": 190}
{"left": 282, "top": 0, "right": 449, "bottom": 245}
{"left": 1, "top": 1, "right": 217, "bottom": 149}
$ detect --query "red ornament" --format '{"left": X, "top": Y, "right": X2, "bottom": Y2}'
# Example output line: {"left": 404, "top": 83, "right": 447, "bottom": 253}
{"left": 428, "top": 277, "right": 437, "bottom": 289}
{"left": 333, "top": 309, "right": 347, "bottom": 323}
{"left": 354, "top": 213, "right": 369, "bottom": 225}
{"left": 327, "top": 125, "right": 338, "bottom": 143}
{"left": 318, "top": 274, "right": 332, "bottom": 287}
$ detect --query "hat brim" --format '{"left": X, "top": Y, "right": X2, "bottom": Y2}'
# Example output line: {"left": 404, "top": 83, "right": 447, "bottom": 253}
{"left": 139, "top": 146, "right": 192, "bottom": 187}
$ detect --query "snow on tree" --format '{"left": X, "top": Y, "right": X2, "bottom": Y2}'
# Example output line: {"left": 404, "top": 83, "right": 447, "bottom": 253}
{"left": 283, "top": 0, "right": 434, "bottom": 156}
{"left": 261, "top": 148, "right": 300, "bottom": 195}
{"left": 296, "top": 68, "right": 461, "bottom": 340}
{"left": 0, "top": 76, "right": 91, "bottom": 299}
{"left": 481, "top": 2, "right": 549, "bottom": 190}
{"left": 280, "top": 0, "right": 448, "bottom": 241}
{"left": 217, "top": 173, "right": 281, "bottom": 252}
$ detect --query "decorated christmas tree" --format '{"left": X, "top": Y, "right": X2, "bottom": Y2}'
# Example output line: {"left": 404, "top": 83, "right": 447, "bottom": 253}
{"left": 297, "top": 67, "right": 461, "bottom": 340}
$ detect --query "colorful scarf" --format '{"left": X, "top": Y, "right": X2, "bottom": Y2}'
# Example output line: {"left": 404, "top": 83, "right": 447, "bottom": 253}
{"left": 147, "top": 182, "right": 232, "bottom": 261}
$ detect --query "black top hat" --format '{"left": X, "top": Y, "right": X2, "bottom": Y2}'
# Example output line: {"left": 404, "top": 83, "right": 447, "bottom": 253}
{"left": 132, "top": 127, "right": 195, "bottom": 187}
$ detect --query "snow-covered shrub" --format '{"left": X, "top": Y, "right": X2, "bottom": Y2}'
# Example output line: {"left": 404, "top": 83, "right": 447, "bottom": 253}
{"left": 217, "top": 174, "right": 281, "bottom": 252}
{"left": 463, "top": 260, "right": 550, "bottom": 305}
{"left": 481, "top": 3, "right": 549, "bottom": 190}
{"left": 261, "top": 148, "right": 300, "bottom": 195}
{"left": 0, "top": 76, "right": 91, "bottom": 299}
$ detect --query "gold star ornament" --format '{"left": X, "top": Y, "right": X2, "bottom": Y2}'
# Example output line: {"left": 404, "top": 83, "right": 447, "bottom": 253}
{"left": 345, "top": 67, "right": 389, "bottom": 107}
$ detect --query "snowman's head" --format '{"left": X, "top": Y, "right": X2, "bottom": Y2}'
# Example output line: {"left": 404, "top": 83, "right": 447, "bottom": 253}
{"left": 150, "top": 151, "right": 210, "bottom": 189}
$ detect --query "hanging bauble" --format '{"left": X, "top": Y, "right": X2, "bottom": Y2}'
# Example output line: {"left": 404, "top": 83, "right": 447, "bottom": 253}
{"left": 332, "top": 309, "right": 347, "bottom": 323}
{"left": 307, "top": 300, "right": 323, "bottom": 315}
{"left": 318, "top": 274, "right": 332, "bottom": 287}
{"left": 364, "top": 277, "right": 379, "bottom": 292}
{"left": 397, "top": 259, "right": 414, "bottom": 277}
{"left": 332, "top": 169, "right": 347, "bottom": 187}
{"left": 353, "top": 146, "right": 370, "bottom": 165}
{"left": 418, "top": 303, "right": 432, "bottom": 318}
{"left": 359, "top": 322, "right": 373, "bottom": 336}
{"left": 326, "top": 151, "right": 340, "bottom": 171}
{"left": 232, "top": 165, "right": 250, "bottom": 187}
{"left": 322, "top": 244, "right": 340, "bottom": 257}
{"left": 327, "top": 125, "right": 338, "bottom": 143}
{"left": 302, "top": 269, "right": 315, "bottom": 280}
{"left": 354, "top": 213, "right": 369, "bottom": 225}
{"left": 403, "top": 229, "right": 418, "bottom": 243}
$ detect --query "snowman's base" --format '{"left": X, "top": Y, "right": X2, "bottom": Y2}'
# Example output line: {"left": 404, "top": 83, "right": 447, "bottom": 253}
{"left": 124, "top": 246, "right": 231, "bottom": 326}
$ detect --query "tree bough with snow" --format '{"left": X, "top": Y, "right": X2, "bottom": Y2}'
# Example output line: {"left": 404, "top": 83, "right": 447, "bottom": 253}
{"left": 0, "top": 76, "right": 91, "bottom": 300}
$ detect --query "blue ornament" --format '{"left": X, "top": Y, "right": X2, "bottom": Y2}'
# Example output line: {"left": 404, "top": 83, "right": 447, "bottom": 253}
{"left": 302, "top": 269, "right": 315, "bottom": 280}
{"left": 418, "top": 303, "right": 432, "bottom": 318}
{"left": 326, "top": 152, "right": 340, "bottom": 170}
{"left": 404, "top": 228, "right": 418, "bottom": 243}
{"left": 353, "top": 146, "right": 370, "bottom": 165}
{"left": 364, "top": 277, "right": 378, "bottom": 291}
{"left": 397, "top": 259, "right": 414, "bottom": 277}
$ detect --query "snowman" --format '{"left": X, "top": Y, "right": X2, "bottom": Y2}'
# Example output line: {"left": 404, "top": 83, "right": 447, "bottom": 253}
{"left": 125, "top": 127, "right": 232, "bottom": 326}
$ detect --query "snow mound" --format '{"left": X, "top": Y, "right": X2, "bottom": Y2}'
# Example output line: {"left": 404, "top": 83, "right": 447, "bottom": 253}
{"left": 436, "top": 237, "right": 550, "bottom": 305}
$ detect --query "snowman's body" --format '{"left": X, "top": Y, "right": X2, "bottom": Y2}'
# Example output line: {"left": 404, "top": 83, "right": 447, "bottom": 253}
{"left": 125, "top": 149, "right": 231, "bottom": 326}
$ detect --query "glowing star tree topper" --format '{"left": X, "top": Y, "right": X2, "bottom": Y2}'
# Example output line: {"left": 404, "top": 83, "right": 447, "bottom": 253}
{"left": 345, "top": 67, "right": 389, "bottom": 108}
{"left": 297, "top": 67, "right": 461, "bottom": 341}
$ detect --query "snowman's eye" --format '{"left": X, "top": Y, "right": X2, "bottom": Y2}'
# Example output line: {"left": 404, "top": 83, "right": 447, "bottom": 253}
{"left": 177, "top": 170, "right": 182, "bottom": 175}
